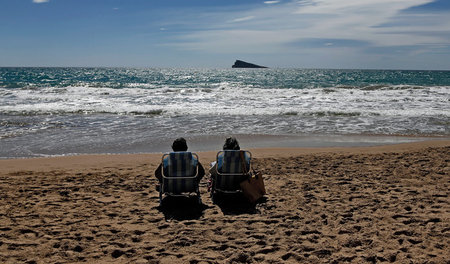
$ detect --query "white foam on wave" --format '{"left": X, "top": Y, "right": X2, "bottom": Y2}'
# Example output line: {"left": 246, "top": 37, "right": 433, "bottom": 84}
{"left": 1, "top": 85, "right": 449, "bottom": 117}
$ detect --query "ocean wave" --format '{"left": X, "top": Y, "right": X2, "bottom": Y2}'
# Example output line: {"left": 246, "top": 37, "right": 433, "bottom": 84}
{"left": 1, "top": 88, "right": 448, "bottom": 117}
{"left": 282, "top": 111, "right": 384, "bottom": 117}
{"left": 360, "top": 84, "right": 435, "bottom": 91}
{"left": 1, "top": 120, "right": 33, "bottom": 127}
{"left": 304, "top": 111, "right": 363, "bottom": 117}
{"left": 0, "top": 107, "right": 167, "bottom": 117}
{"left": 0, "top": 119, "right": 66, "bottom": 140}
{"left": 1, "top": 73, "right": 449, "bottom": 122}
{"left": 128, "top": 110, "right": 165, "bottom": 116}
{"left": 360, "top": 85, "right": 390, "bottom": 91}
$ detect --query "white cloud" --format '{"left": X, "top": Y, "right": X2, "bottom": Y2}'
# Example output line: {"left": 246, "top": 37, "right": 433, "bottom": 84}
{"left": 264, "top": 1, "right": 281, "bottom": 4}
{"left": 230, "top": 16, "right": 256, "bottom": 23}
{"left": 290, "top": 0, "right": 445, "bottom": 47}
{"left": 32, "top": 0, "right": 49, "bottom": 3}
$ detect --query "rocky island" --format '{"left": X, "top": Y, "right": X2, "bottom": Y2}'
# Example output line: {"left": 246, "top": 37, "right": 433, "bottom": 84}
{"left": 232, "top": 60, "right": 267, "bottom": 68}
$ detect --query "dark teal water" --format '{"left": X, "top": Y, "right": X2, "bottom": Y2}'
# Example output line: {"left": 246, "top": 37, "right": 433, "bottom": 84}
{"left": 1, "top": 68, "right": 450, "bottom": 89}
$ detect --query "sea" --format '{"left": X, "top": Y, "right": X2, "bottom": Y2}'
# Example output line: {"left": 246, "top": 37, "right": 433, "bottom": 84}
{"left": 1, "top": 67, "right": 449, "bottom": 158}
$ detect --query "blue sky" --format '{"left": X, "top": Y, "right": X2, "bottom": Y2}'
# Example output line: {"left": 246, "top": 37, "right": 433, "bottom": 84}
{"left": 1, "top": 0, "right": 449, "bottom": 69}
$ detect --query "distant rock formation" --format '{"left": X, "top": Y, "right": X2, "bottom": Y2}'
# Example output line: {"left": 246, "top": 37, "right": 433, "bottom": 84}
{"left": 232, "top": 60, "right": 267, "bottom": 68}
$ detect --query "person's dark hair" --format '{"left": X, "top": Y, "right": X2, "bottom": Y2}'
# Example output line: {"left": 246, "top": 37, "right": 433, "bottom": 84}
{"left": 223, "top": 137, "right": 240, "bottom": 150}
{"left": 172, "top": 137, "right": 188, "bottom": 151}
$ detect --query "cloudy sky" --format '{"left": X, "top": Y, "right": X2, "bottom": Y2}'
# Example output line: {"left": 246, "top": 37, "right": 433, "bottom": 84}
{"left": 1, "top": 0, "right": 449, "bottom": 69}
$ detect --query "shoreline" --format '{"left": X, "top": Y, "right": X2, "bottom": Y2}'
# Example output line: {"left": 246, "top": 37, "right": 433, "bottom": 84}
{"left": 1, "top": 139, "right": 449, "bottom": 174}
{"left": 1, "top": 133, "right": 448, "bottom": 160}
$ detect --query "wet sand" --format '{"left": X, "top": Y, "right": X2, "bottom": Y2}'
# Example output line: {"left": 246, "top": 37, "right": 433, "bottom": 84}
{"left": 0, "top": 140, "right": 449, "bottom": 263}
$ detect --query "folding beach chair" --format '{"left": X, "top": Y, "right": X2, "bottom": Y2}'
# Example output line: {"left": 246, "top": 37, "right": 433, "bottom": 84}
{"left": 211, "top": 150, "right": 252, "bottom": 198}
{"left": 159, "top": 152, "right": 201, "bottom": 205}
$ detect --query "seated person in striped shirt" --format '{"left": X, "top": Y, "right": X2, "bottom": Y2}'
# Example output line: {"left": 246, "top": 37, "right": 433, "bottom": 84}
{"left": 155, "top": 137, "right": 205, "bottom": 185}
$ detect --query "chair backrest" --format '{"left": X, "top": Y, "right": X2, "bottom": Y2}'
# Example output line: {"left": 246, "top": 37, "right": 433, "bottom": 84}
{"left": 215, "top": 150, "right": 251, "bottom": 191}
{"left": 218, "top": 150, "right": 251, "bottom": 174}
{"left": 163, "top": 152, "right": 198, "bottom": 177}
{"left": 162, "top": 152, "right": 199, "bottom": 194}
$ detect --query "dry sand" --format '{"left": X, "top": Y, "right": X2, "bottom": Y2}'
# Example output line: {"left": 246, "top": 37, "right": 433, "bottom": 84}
{"left": 0, "top": 140, "right": 449, "bottom": 263}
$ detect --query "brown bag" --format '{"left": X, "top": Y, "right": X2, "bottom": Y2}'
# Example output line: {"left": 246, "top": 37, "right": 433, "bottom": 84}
{"left": 240, "top": 171, "right": 266, "bottom": 203}
{"left": 239, "top": 151, "right": 266, "bottom": 203}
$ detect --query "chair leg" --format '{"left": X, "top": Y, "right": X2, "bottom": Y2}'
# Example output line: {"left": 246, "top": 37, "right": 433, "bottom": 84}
{"left": 196, "top": 185, "right": 201, "bottom": 204}
{"left": 210, "top": 179, "right": 216, "bottom": 197}
{"left": 211, "top": 181, "right": 217, "bottom": 204}
{"left": 211, "top": 189, "right": 217, "bottom": 204}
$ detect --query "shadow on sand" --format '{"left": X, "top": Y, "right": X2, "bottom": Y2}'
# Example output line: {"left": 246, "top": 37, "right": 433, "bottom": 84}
{"left": 213, "top": 192, "right": 267, "bottom": 215}
{"left": 157, "top": 196, "right": 209, "bottom": 221}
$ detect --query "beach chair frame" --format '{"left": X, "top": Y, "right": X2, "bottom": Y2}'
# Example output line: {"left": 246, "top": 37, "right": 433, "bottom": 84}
{"left": 211, "top": 150, "right": 252, "bottom": 198}
{"left": 159, "top": 152, "right": 201, "bottom": 205}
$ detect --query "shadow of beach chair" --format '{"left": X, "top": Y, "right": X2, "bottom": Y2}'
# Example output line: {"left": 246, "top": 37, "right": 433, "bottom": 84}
{"left": 159, "top": 152, "right": 201, "bottom": 205}
{"left": 211, "top": 150, "right": 252, "bottom": 202}
{"left": 157, "top": 195, "right": 208, "bottom": 220}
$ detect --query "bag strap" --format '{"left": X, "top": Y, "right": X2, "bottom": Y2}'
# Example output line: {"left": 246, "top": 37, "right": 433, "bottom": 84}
{"left": 239, "top": 151, "right": 249, "bottom": 175}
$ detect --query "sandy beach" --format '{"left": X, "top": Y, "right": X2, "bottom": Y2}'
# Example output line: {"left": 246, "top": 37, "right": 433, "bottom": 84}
{"left": 0, "top": 140, "right": 449, "bottom": 263}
